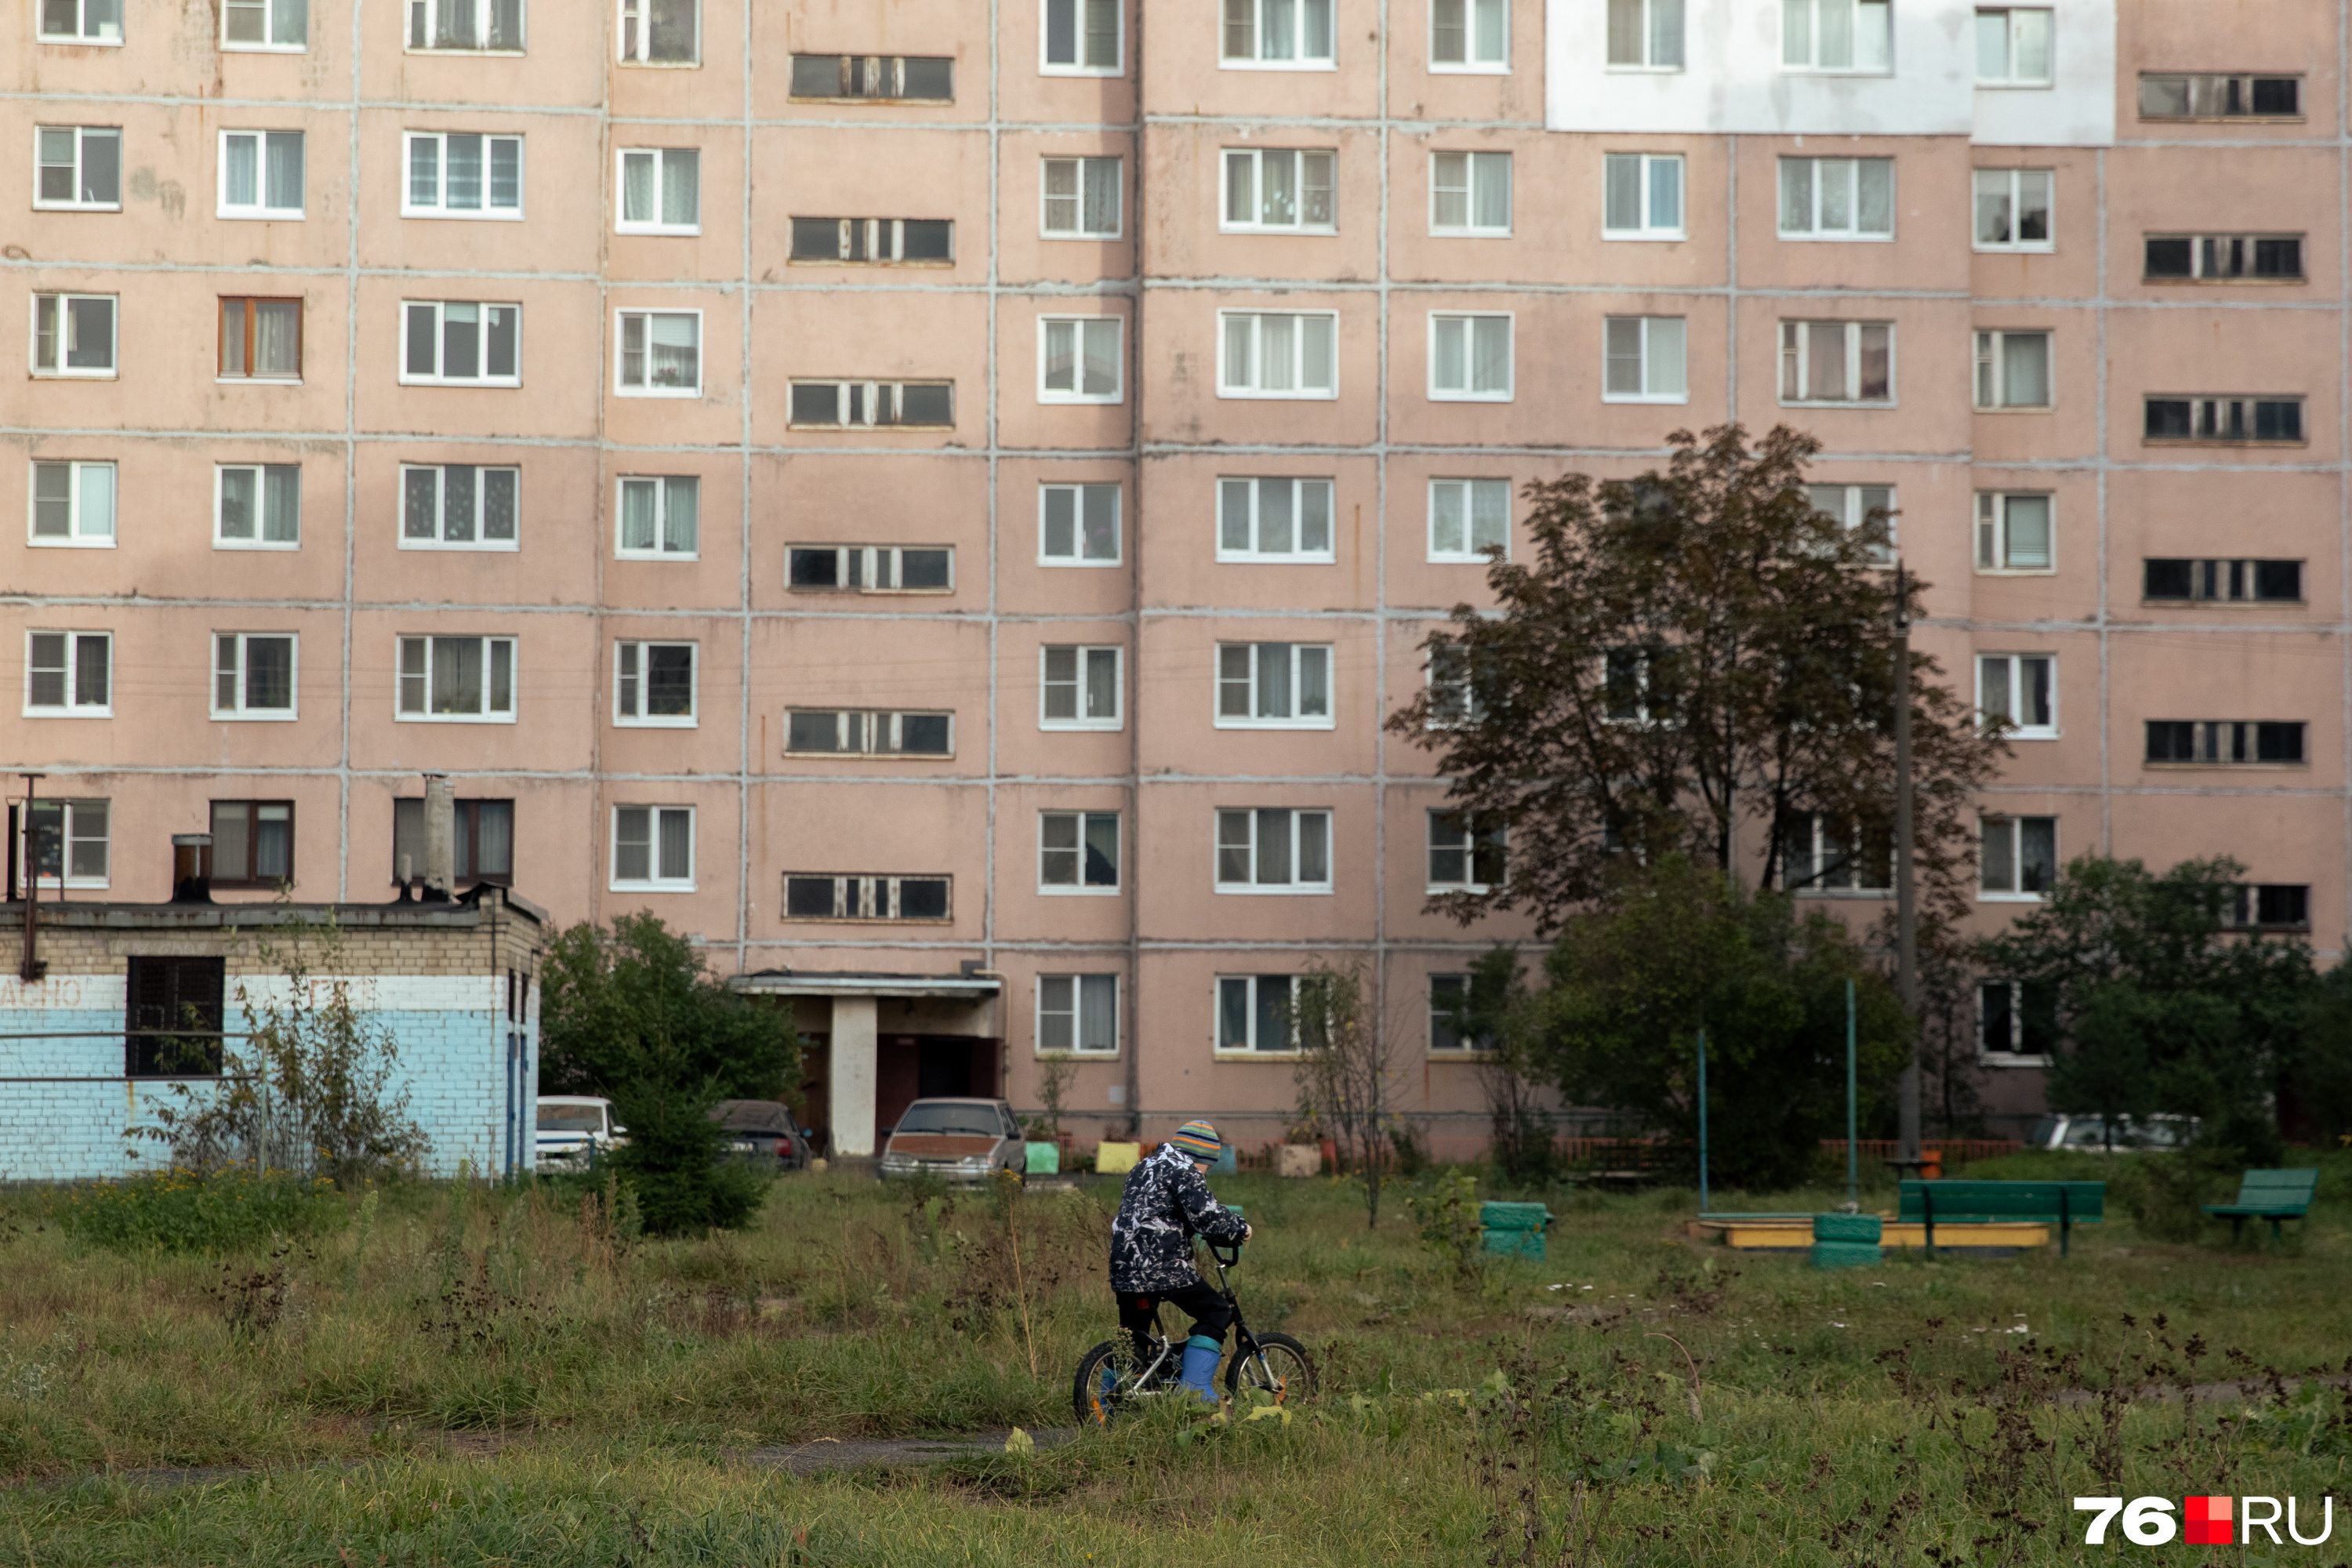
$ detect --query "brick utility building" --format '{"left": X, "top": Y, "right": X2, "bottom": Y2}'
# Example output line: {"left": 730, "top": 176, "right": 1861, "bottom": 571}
{"left": 4, "top": 0, "right": 2345, "bottom": 1156}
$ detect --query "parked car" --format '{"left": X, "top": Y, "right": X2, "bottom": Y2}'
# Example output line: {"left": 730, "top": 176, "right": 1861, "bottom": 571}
{"left": 2027, "top": 1113, "right": 2198, "bottom": 1152}
{"left": 879, "top": 1098, "right": 1026, "bottom": 1184}
{"left": 710, "top": 1099, "right": 813, "bottom": 1171}
{"left": 536, "top": 1095, "right": 626, "bottom": 1170}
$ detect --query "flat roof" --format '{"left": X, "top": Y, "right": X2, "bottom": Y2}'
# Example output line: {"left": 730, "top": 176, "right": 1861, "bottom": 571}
{"left": 730, "top": 969, "right": 1002, "bottom": 1000}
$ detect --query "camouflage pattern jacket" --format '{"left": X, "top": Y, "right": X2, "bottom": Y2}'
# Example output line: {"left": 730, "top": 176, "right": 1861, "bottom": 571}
{"left": 1108, "top": 1142, "right": 1247, "bottom": 1294}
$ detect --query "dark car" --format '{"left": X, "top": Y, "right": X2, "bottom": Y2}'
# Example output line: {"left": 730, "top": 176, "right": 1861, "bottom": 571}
{"left": 710, "top": 1099, "right": 812, "bottom": 1170}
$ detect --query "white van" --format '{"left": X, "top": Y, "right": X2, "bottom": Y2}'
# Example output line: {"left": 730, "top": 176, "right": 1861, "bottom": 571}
{"left": 535, "top": 1095, "right": 626, "bottom": 1169}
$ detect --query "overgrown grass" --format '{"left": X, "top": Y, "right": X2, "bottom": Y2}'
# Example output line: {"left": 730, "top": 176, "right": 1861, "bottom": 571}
{"left": 53, "top": 1165, "right": 346, "bottom": 1255}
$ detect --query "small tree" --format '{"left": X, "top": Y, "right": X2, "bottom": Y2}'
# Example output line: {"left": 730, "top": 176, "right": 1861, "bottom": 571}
{"left": 1283, "top": 961, "right": 1409, "bottom": 1229}
{"left": 1435, "top": 947, "right": 1559, "bottom": 1184}
{"left": 1030, "top": 1053, "right": 1076, "bottom": 1138}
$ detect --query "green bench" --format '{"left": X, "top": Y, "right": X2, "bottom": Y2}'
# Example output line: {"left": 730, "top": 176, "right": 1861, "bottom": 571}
{"left": 1899, "top": 1179, "right": 2105, "bottom": 1258}
{"left": 2203, "top": 1168, "right": 2319, "bottom": 1243}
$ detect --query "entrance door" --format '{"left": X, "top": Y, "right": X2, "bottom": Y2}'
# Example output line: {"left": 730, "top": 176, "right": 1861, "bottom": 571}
{"left": 916, "top": 1039, "right": 972, "bottom": 1099}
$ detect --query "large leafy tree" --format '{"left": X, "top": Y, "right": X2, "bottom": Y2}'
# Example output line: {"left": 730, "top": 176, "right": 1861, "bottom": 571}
{"left": 1386, "top": 423, "right": 2004, "bottom": 935}
{"left": 541, "top": 914, "right": 800, "bottom": 1234}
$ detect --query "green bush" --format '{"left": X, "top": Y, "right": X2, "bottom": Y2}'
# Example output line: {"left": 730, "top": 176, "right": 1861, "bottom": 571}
{"left": 2112, "top": 1153, "right": 2233, "bottom": 1243}
{"left": 59, "top": 1165, "right": 345, "bottom": 1254}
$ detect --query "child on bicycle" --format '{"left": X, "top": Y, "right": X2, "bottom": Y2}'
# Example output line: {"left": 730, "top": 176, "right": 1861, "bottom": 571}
{"left": 1108, "top": 1120, "right": 1251, "bottom": 1403}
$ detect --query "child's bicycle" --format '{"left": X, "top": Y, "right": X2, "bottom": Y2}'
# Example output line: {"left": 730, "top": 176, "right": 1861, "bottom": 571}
{"left": 1071, "top": 1229, "right": 1314, "bottom": 1428}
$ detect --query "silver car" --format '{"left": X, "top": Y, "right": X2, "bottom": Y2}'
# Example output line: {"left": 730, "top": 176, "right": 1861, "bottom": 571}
{"left": 878, "top": 1098, "right": 1026, "bottom": 1184}
{"left": 536, "top": 1095, "right": 626, "bottom": 1170}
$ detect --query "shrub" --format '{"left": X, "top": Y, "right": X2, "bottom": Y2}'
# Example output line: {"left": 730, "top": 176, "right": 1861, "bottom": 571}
{"left": 1404, "top": 1169, "right": 1484, "bottom": 1282}
{"left": 60, "top": 1165, "right": 343, "bottom": 1254}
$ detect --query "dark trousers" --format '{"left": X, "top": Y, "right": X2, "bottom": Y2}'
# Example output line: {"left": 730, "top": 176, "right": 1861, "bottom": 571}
{"left": 1114, "top": 1281, "right": 1235, "bottom": 1369}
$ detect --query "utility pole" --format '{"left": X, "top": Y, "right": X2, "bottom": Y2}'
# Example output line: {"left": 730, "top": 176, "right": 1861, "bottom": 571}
{"left": 1893, "top": 563, "right": 1921, "bottom": 1164}
{"left": 17, "top": 773, "right": 46, "bottom": 984}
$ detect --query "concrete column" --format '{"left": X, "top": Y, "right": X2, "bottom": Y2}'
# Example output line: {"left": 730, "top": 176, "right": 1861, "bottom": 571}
{"left": 829, "top": 996, "right": 879, "bottom": 1156}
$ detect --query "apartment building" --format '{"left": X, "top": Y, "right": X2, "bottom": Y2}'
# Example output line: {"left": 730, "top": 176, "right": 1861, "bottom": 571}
{"left": 5, "top": 0, "right": 2344, "bottom": 1152}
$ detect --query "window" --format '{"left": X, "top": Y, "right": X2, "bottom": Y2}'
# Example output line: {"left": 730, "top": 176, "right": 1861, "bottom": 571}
{"left": 1973, "top": 330, "right": 2051, "bottom": 410}
{"left": 1428, "top": 975, "right": 1494, "bottom": 1052}
{"left": 1040, "top": 644, "right": 1122, "bottom": 728}
{"left": 1777, "top": 158, "right": 1893, "bottom": 239}
{"left": 391, "top": 797, "right": 514, "bottom": 886}
{"left": 1222, "top": 149, "right": 1337, "bottom": 232}
{"left": 209, "top": 800, "right": 294, "bottom": 888}
{"left": 35, "top": 127, "right": 120, "bottom": 209}
{"left": 1038, "top": 974, "right": 1117, "bottom": 1054}
{"left": 2226, "top": 884, "right": 2310, "bottom": 931}
{"left": 23, "top": 797, "right": 109, "bottom": 887}
{"left": 617, "top": 148, "right": 699, "bottom": 234}
{"left": 1978, "top": 979, "right": 2054, "bottom": 1062}
{"left": 2142, "top": 558, "right": 2302, "bottom": 604}
{"left": 1781, "top": 0, "right": 1889, "bottom": 71}
{"left": 31, "top": 293, "right": 116, "bottom": 377}
{"left": 1215, "top": 808, "right": 1331, "bottom": 891}
{"left": 614, "top": 641, "right": 695, "bottom": 726}
{"left": 1780, "top": 811, "right": 1890, "bottom": 893}
{"left": 1980, "top": 815, "right": 2056, "bottom": 898}
{"left": 403, "top": 464, "right": 517, "bottom": 549}
{"left": 1043, "top": 0, "right": 1120, "bottom": 71}
{"left": 1218, "top": 477, "right": 1334, "bottom": 561}
{"left": 618, "top": 0, "right": 696, "bottom": 62}
{"left": 403, "top": 132, "right": 521, "bottom": 219}
{"left": 1430, "top": 151, "right": 1511, "bottom": 235}
{"left": 1602, "top": 153, "right": 1682, "bottom": 239}
{"left": 1040, "top": 811, "right": 1120, "bottom": 892}
{"left": 2138, "top": 74, "right": 2299, "bottom": 121}
{"left": 1039, "top": 317, "right": 1123, "bottom": 403}
{"left": 1605, "top": 0, "right": 1681, "bottom": 68}
{"left": 401, "top": 302, "right": 521, "bottom": 386}
{"left": 787, "top": 545, "right": 953, "bottom": 592}
{"left": 24, "top": 631, "right": 109, "bottom": 715}
{"left": 29, "top": 461, "right": 115, "bottom": 546}
{"left": 1217, "top": 643, "right": 1333, "bottom": 728}
{"left": 2144, "top": 720, "right": 2305, "bottom": 766}
{"left": 1974, "top": 492, "right": 2052, "bottom": 572}
{"left": 617, "top": 475, "right": 696, "bottom": 558}
{"left": 1428, "top": 479, "right": 1508, "bottom": 561}
{"left": 125, "top": 956, "right": 224, "bottom": 1079}
{"left": 1806, "top": 483, "right": 1896, "bottom": 560}
{"left": 219, "top": 299, "right": 302, "bottom": 381}
{"left": 1976, "top": 653, "right": 2054, "bottom": 739}
{"left": 1219, "top": 311, "right": 1337, "bottom": 398}
{"left": 1041, "top": 158, "right": 1120, "bottom": 238}
{"left": 2143, "top": 397, "right": 2303, "bottom": 445}
{"left": 781, "top": 873, "right": 952, "bottom": 921}
{"left": 1218, "top": 974, "right": 1298, "bottom": 1051}
{"left": 396, "top": 634, "right": 515, "bottom": 720}
{"left": 1602, "top": 646, "right": 1661, "bottom": 722}
{"left": 612, "top": 806, "right": 694, "bottom": 890}
{"left": 1602, "top": 316, "right": 1686, "bottom": 403}
{"left": 1432, "top": 0, "right": 1505, "bottom": 67}
{"left": 789, "top": 217, "right": 955, "bottom": 263}
{"left": 2144, "top": 234, "right": 2303, "bottom": 283}
{"left": 1427, "top": 638, "right": 1486, "bottom": 726}
{"left": 1040, "top": 485, "right": 1120, "bottom": 565}
{"left": 784, "top": 710, "right": 954, "bottom": 756}
{"left": 1428, "top": 810, "right": 1505, "bottom": 892}
{"left": 211, "top": 633, "right": 297, "bottom": 719}
{"left": 787, "top": 381, "right": 955, "bottom": 427}
{"left": 223, "top": 0, "right": 306, "bottom": 47}
{"left": 1973, "top": 8, "right": 2049, "bottom": 85}
{"left": 408, "top": 0, "right": 523, "bottom": 50}
{"left": 1221, "top": 0, "right": 1334, "bottom": 65}
{"left": 216, "top": 463, "right": 300, "bottom": 546}
{"left": 1430, "top": 314, "right": 1512, "bottom": 401}
{"left": 217, "top": 132, "right": 305, "bottom": 222}
{"left": 1779, "top": 321, "right": 1893, "bottom": 405}
{"left": 788, "top": 55, "right": 954, "bottom": 100}
{"left": 616, "top": 310, "right": 700, "bottom": 396}
{"left": 1973, "top": 169, "right": 2051, "bottom": 251}
{"left": 38, "top": 0, "right": 121, "bottom": 42}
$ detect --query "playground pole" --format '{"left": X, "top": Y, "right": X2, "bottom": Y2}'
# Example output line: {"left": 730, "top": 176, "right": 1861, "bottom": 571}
{"left": 1696, "top": 1027, "right": 1709, "bottom": 1214}
{"left": 1846, "top": 978, "right": 1859, "bottom": 1210}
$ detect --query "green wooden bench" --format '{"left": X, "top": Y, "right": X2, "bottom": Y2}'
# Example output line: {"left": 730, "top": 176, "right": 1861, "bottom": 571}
{"left": 1898, "top": 1179, "right": 2106, "bottom": 1258}
{"left": 2203, "top": 1168, "right": 2320, "bottom": 1243}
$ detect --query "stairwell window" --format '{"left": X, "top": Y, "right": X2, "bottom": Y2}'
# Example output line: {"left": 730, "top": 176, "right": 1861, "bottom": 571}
{"left": 1975, "top": 492, "right": 2052, "bottom": 572}
{"left": 1429, "top": 479, "right": 1509, "bottom": 561}
{"left": 219, "top": 298, "right": 302, "bottom": 381}
{"left": 24, "top": 631, "right": 111, "bottom": 716}
{"left": 31, "top": 293, "right": 117, "bottom": 377}
{"left": 789, "top": 218, "right": 954, "bottom": 263}
{"left": 223, "top": 0, "right": 305, "bottom": 49}
{"left": 617, "top": 475, "right": 698, "bottom": 558}
{"left": 1980, "top": 815, "right": 2056, "bottom": 899}
{"left": 1430, "top": 151, "right": 1510, "bottom": 235}
{"left": 787, "top": 545, "right": 953, "bottom": 592}
{"left": 616, "top": 310, "right": 700, "bottom": 396}
{"left": 1779, "top": 321, "right": 1893, "bottom": 405}
{"left": 212, "top": 633, "right": 297, "bottom": 720}
{"left": 782, "top": 873, "right": 950, "bottom": 921}
{"left": 1039, "top": 975, "right": 1117, "bottom": 1054}
{"left": 1216, "top": 808, "right": 1331, "bottom": 892}
{"left": 408, "top": 0, "right": 524, "bottom": 50}
{"left": 1431, "top": 0, "right": 1506, "bottom": 69}
{"left": 2227, "top": 884, "right": 2310, "bottom": 931}
{"left": 2143, "top": 558, "right": 2301, "bottom": 604}
{"left": 1222, "top": 149, "right": 1337, "bottom": 233}
{"left": 1216, "top": 643, "right": 1333, "bottom": 728}
{"left": 788, "top": 381, "right": 955, "bottom": 428}
{"left": 216, "top": 463, "right": 301, "bottom": 546}
{"left": 401, "top": 302, "right": 521, "bottom": 386}
{"left": 617, "top": 149, "right": 699, "bottom": 234}
{"left": 785, "top": 710, "right": 954, "bottom": 756}
{"left": 396, "top": 634, "right": 515, "bottom": 720}
{"left": 1040, "top": 811, "right": 1120, "bottom": 892}
{"left": 1221, "top": 0, "right": 1335, "bottom": 67}
{"left": 2145, "top": 234, "right": 2303, "bottom": 283}
{"left": 1977, "top": 653, "right": 2055, "bottom": 739}
{"left": 1042, "top": 158, "right": 1121, "bottom": 238}
{"left": 1043, "top": 0, "right": 1120, "bottom": 73}
{"left": 614, "top": 641, "right": 696, "bottom": 727}
{"left": 404, "top": 132, "right": 521, "bottom": 218}
{"left": 789, "top": 55, "right": 954, "bottom": 101}
{"left": 1973, "top": 168, "right": 2052, "bottom": 251}
{"left": 1428, "top": 811, "right": 1506, "bottom": 892}
{"left": 1973, "top": 8, "right": 2049, "bottom": 85}
{"left": 1973, "top": 330, "right": 2051, "bottom": 410}
{"left": 612, "top": 806, "right": 694, "bottom": 890}
{"left": 618, "top": 0, "right": 697, "bottom": 63}
{"left": 1040, "top": 485, "right": 1121, "bottom": 565}
{"left": 1602, "top": 153, "right": 1682, "bottom": 239}
{"left": 1218, "top": 975, "right": 1298, "bottom": 1052}
{"left": 29, "top": 461, "right": 115, "bottom": 546}
{"left": 1602, "top": 315, "right": 1686, "bottom": 403}
{"left": 219, "top": 132, "right": 304, "bottom": 219}
{"left": 1605, "top": 0, "right": 1681, "bottom": 68}
{"left": 2144, "top": 397, "right": 2303, "bottom": 445}
{"left": 1430, "top": 313, "right": 1512, "bottom": 401}
{"left": 1778, "top": 157, "right": 1893, "bottom": 240}
{"left": 1219, "top": 311, "right": 1337, "bottom": 398}
{"left": 402, "top": 464, "right": 517, "bottom": 549}
{"left": 2145, "top": 720, "right": 2305, "bottom": 767}
{"left": 38, "top": 0, "right": 122, "bottom": 43}
{"left": 36, "top": 127, "right": 121, "bottom": 210}
{"left": 1039, "top": 317, "right": 1123, "bottom": 403}
{"left": 1781, "top": 0, "right": 1889, "bottom": 72}
{"left": 1219, "top": 477, "right": 1334, "bottom": 561}
{"left": 2139, "top": 74, "right": 2300, "bottom": 122}
{"left": 1041, "top": 645, "right": 1122, "bottom": 729}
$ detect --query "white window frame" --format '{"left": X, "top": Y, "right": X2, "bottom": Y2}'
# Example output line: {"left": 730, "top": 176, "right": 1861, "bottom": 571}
{"left": 1979, "top": 815, "right": 2056, "bottom": 901}
{"left": 1602, "top": 152, "right": 1683, "bottom": 240}
{"left": 1220, "top": 147, "right": 1338, "bottom": 234}
{"left": 1036, "top": 973, "right": 1119, "bottom": 1055}
{"left": 617, "top": 0, "right": 699, "bottom": 64}
{"left": 407, "top": 0, "right": 524, "bottom": 51}
{"left": 1604, "top": 0, "right": 1682, "bottom": 70}
{"left": 398, "top": 301, "right": 521, "bottom": 387}
{"left": 1777, "top": 157, "right": 1894, "bottom": 241}
{"left": 1220, "top": 0, "right": 1337, "bottom": 68}
{"left": 1217, "top": 310, "right": 1338, "bottom": 400}
{"left": 1215, "top": 642, "right": 1335, "bottom": 729}
{"left": 222, "top": 0, "right": 306, "bottom": 49}
{"left": 1037, "top": 316, "right": 1124, "bottom": 405}
{"left": 30, "top": 293, "right": 118, "bottom": 379}
{"left": 1428, "top": 312, "right": 1513, "bottom": 402}
{"left": 34, "top": 126, "right": 122, "bottom": 211}
{"left": 1038, "top": 809, "right": 1121, "bottom": 894}
{"left": 1040, "top": 0, "right": 1122, "bottom": 74}
{"left": 211, "top": 632, "right": 299, "bottom": 721}
{"left": 1039, "top": 644, "right": 1123, "bottom": 731}
{"left": 1973, "top": 329, "right": 2053, "bottom": 411}
{"left": 1778, "top": 320, "right": 1895, "bottom": 406}
{"left": 216, "top": 130, "right": 305, "bottom": 220}
{"left": 22, "top": 797, "right": 110, "bottom": 889}
{"left": 1602, "top": 315, "right": 1687, "bottom": 404}
{"left": 395, "top": 633, "right": 517, "bottom": 722}
{"left": 28, "top": 459, "right": 116, "bottom": 547}
{"left": 610, "top": 805, "right": 695, "bottom": 891}
{"left": 1426, "top": 809, "right": 1506, "bottom": 894}
{"left": 401, "top": 132, "right": 524, "bottom": 220}
{"left": 1806, "top": 483, "right": 1896, "bottom": 561}
{"left": 1780, "top": 0, "right": 1890, "bottom": 73}
{"left": 37, "top": 0, "right": 122, "bottom": 44}
{"left": 1972, "top": 168, "right": 2053, "bottom": 253}
{"left": 1974, "top": 492, "right": 2054, "bottom": 574}
{"left": 1781, "top": 811, "right": 1891, "bottom": 895}
{"left": 401, "top": 463, "right": 521, "bottom": 551}
{"left": 615, "top": 147, "right": 701, "bottom": 236}
{"left": 1428, "top": 974, "right": 1490, "bottom": 1054}
{"left": 1040, "top": 157, "right": 1122, "bottom": 239}
{"left": 1429, "top": 0, "right": 1507, "bottom": 71}
{"left": 1976, "top": 652, "right": 2056, "bottom": 741}
{"left": 1428, "top": 478, "right": 1509, "bottom": 561}
{"left": 615, "top": 309, "right": 702, "bottom": 397}
{"left": 1426, "top": 638, "right": 1485, "bottom": 728}
{"left": 1216, "top": 973, "right": 1301, "bottom": 1054}
{"left": 1973, "top": 7, "right": 2052, "bottom": 87}
{"left": 1217, "top": 477, "right": 1336, "bottom": 563}
{"left": 613, "top": 640, "right": 698, "bottom": 728}
{"left": 616, "top": 474, "right": 699, "bottom": 559}
{"left": 1039, "top": 484, "right": 1122, "bottom": 566}
{"left": 1429, "top": 151, "right": 1512, "bottom": 236}
{"left": 214, "top": 463, "right": 302, "bottom": 549}
{"left": 24, "top": 630, "right": 111, "bottom": 717}
{"left": 1214, "top": 808, "right": 1334, "bottom": 894}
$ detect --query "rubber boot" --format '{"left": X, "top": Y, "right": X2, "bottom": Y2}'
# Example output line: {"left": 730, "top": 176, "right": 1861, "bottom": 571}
{"left": 1178, "top": 1335, "right": 1223, "bottom": 1406}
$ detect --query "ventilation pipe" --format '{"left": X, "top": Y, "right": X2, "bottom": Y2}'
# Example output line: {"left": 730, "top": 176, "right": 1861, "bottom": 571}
{"left": 422, "top": 773, "right": 456, "bottom": 903}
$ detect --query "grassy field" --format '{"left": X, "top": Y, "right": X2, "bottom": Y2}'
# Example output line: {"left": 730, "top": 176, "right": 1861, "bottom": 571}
{"left": 0, "top": 1150, "right": 2347, "bottom": 1566}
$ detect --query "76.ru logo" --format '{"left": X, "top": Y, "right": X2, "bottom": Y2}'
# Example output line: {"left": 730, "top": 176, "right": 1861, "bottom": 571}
{"left": 2075, "top": 1497, "right": 2337, "bottom": 1546}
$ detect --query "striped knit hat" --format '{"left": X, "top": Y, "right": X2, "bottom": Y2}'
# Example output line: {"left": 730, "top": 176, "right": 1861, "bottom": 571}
{"left": 1170, "top": 1120, "right": 1222, "bottom": 1160}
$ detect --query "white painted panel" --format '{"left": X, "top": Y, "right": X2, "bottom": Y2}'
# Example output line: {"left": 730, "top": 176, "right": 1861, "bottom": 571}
{"left": 1970, "top": 1, "right": 2117, "bottom": 147}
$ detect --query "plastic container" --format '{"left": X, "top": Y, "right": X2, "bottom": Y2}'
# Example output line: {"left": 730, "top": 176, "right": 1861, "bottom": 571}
{"left": 1812, "top": 1212, "right": 1883, "bottom": 1243}
{"left": 1480, "top": 1201, "right": 1552, "bottom": 1230}
{"left": 1483, "top": 1227, "right": 1546, "bottom": 1260}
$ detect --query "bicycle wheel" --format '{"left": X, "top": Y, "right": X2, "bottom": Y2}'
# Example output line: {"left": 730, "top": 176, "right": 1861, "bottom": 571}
{"left": 1225, "top": 1331, "right": 1315, "bottom": 1404}
{"left": 1074, "top": 1339, "right": 1157, "bottom": 1428}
